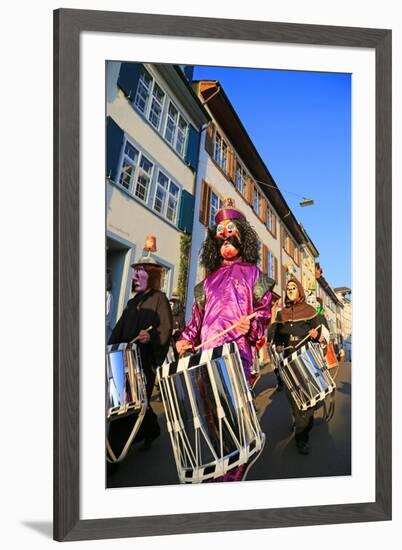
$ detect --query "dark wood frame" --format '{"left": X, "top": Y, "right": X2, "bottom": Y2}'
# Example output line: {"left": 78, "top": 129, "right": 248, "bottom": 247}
{"left": 54, "top": 8, "right": 392, "bottom": 542}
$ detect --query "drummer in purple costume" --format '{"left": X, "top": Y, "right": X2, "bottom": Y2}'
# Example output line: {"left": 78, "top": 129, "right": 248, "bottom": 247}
{"left": 176, "top": 198, "right": 274, "bottom": 481}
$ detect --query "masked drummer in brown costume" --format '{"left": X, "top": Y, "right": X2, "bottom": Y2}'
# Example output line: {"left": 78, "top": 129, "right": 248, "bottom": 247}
{"left": 272, "top": 276, "right": 329, "bottom": 455}
{"left": 108, "top": 243, "right": 173, "bottom": 457}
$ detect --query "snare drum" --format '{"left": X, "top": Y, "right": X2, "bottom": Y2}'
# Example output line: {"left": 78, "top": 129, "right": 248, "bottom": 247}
{"left": 279, "top": 342, "right": 336, "bottom": 411}
{"left": 106, "top": 343, "right": 148, "bottom": 462}
{"left": 157, "top": 342, "right": 265, "bottom": 483}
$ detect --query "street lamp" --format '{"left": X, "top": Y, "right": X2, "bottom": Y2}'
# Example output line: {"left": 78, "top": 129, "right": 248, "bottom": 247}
{"left": 299, "top": 198, "right": 314, "bottom": 207}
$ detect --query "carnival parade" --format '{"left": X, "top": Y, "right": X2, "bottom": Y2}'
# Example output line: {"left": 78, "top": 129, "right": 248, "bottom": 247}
{"left": 106, "top": 199, "right": 350, "bottom": 487}
{"left": 105, "top": 62, "right": 352, "bottom": 488}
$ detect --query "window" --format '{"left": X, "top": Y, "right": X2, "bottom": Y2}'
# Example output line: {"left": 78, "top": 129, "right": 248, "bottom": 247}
{"left": 165, "top": 102, "right": 178, "bottom": 145}
{"left": 153, "top": 170, "right": 181, "bottom": 224}
{"left": 119, "top": 141, "right": 139, "bottom": 191}
{"left": 176, "top": 116, "right": 188, "bottom": 156}
{"left": 134, "top": 154, "right": 153, "bottom": 202}
{"left": 134, "top": 69, "right": 152, "bottom": 113}
{"left": 209, "top": 191, "right": 222, "bottom": 228}
{"left": 253, "top": 187, "right": 261, "bottom": 217}
{"left": 164, "top": 102, "right": 188, "bottom": 157}
{"left": 154, "top": 171, "right": 169, "bottom": 214}
{"left": 214, "top": 132, "right": 228, "bottom": 172}
{"left": 266, "top": 206, "right": 276, "bottom": 236}
{"left": 132, "top": 71, "right": 190, "bottom": 159}
{"left": 267, "top": 250, "right": 275, "bottom": 279}
{"left": 166, "top": 181, "right": 180, "bottom": 224}
{"left": 148, "top": 82, "right": 165, "bottom": 130}
{"left": 283, "top": 229, "right": 296, "bottom": 259}
{"left": 236, "top": 163, "right": 245, "bottom": 195}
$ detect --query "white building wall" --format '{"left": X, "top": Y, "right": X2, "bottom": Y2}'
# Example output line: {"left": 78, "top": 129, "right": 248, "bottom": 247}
{"left": 106, "top": 62, "right": 201, "bottom": 322}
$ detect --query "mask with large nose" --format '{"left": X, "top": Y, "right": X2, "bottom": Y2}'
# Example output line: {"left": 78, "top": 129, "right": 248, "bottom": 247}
{"left": 214, "top": 219, "right": 242, "bottom": 260}
{"left": 286, "top": 281, "right": 300, "bottom": 303}
{"left": 132, "top": 266, "right": 149, "bottom": 293}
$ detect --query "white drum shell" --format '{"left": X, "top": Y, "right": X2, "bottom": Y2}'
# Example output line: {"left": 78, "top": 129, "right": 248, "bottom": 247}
{"left": 280, "top": 342, "right": 336, "bottom": 411}
{"left": 157, "top": 342, "right": 264, "bottom": 483}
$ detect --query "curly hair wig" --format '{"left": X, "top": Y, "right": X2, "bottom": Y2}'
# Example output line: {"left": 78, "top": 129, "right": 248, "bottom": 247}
{"left": 200, "top": 218, "right": 260, "bottom": 274}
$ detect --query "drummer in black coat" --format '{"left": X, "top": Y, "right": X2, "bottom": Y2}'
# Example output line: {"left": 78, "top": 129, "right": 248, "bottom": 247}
{"left": 272, "top": 276, "right": 329, "bottom": 455}
{"left": 108, "top": 245, "right": 173, "bottom": 455}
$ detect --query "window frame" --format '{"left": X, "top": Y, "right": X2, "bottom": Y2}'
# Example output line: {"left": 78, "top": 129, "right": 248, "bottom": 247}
{"left": 266, "top": 205, "right": 277, "bottom": 237}
{"left": 133, "top": 152, "right": 154, "bottom": 203}
{"left": 118, "top": 140, "right": 140, "bottom": 193}
{"left": 213, "top": 131, "right": 228, "bottom": 173}
{"left": 116, "top": 137, "right": 184, "bottom": 228}
{"left": 267, "top": 249, "right": 275, "bottom": 280}
{"left": 235, "top": 162, "right": 246, "bottom": 196}
{"left": 131, "top": 68, "right": 190, "bottom": 160}
{"left": 133, "top": 68, "right": 153, "bottom": 114}
{"left": 148, "top": 80, "right": 166, "bottom": 131}
{"left": 253, "top": 186, "right": 262, "bottom": 217}
{"left": 208, "top": 189, "right": 223, "bottom": 229}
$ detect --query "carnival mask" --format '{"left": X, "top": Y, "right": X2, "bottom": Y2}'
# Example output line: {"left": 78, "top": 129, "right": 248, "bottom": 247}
{"left": 214, "top": 219, "right": 242, "bottom": 260}
{"left": 132, "top": 266, "right": 149, "bottom": 292}
{"left": 286, "top": 281, "right": 299, "bottom": 302}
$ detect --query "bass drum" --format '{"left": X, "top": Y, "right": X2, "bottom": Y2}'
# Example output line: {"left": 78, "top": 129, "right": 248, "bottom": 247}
{"left": 157, "top": 342, "right": 265, "bottom": 483}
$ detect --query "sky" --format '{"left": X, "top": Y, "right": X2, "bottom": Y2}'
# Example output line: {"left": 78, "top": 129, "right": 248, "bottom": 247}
{"left": 193, "top": 65, "right": 351, "bottom": 290}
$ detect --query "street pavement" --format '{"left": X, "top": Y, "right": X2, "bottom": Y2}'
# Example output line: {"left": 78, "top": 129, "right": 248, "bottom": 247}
{"left": 107, "top": 362, "right": 351, "bottom": 488}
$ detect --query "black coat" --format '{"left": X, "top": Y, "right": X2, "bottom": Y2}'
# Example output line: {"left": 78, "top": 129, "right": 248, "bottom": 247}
{"left": 272, "top": 310, "right": 329, "bottom": 357}
{"left": 108, "top": 289, "right": 173, "bottom": 368}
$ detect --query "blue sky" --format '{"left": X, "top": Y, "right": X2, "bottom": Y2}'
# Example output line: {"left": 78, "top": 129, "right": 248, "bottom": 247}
{"left": 193, "top": 66, "right": 351, "bottom": 289}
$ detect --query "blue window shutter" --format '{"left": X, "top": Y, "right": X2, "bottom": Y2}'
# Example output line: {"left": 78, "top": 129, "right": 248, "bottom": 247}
{"left": 117, "top": 62, "right": 142, "bottom": 100}
{"left": 177, "top": 190, "right": 195, "bottom": 234}
{"left": 106, "top": 117, "right": 124, "bottom": 182}
{"left": 184, "top": 125, "right": 200, "bottom": 172}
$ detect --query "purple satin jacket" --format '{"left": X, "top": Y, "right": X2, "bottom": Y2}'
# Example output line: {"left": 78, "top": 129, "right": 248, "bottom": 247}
{"left": 181, "top": 259, "right": 273, "bottom": 379}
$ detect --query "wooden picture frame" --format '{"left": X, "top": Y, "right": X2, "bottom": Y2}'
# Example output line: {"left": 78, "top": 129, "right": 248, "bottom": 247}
{"left": 54, "top": 8, "right": 392, "bottom": 541}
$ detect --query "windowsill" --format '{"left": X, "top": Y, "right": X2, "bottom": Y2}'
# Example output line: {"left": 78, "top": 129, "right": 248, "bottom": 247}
{"left": 107, "top": 178, "right": 184, "bottom": 233}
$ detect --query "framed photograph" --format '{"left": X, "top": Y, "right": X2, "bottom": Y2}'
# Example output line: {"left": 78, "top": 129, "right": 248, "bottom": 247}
{"left": 54, "top": 9, "right": 392, "bottom": 542}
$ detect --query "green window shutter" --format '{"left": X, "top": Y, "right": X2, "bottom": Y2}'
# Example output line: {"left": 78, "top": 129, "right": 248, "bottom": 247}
{"left": 177, "top": 190, "right": 195, "bottom": 234}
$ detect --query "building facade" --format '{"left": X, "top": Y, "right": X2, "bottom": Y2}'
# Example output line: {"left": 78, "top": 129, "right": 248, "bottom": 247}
{"left": 299, "top": 223, "right": 319, "bottom": 305}
{"left": 335, "top": 287, "right": 352, "bottom": 361}
{"left": 187, "top": 79, "right": 304, "bottom": 317}
{"left": 315, "top": 263, "right": 344, "bottom": 346}
{"left": 106, "top": 62, "right": 209, "bottom": 331}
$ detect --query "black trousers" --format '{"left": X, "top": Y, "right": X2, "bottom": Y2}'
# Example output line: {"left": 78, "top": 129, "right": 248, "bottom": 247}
{"left": 285, "top": 387, "right": 314, "bottom": 446}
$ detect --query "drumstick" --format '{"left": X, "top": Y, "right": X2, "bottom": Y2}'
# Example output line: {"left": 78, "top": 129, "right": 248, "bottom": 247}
{"left": 294, "top": 324, "right": 322, "bottom": 350}
{"left": 130, "top": 325, "right": 153, "bottom": 345}
{"left": 193, "top": 312, "right": 258, "bottom": 352}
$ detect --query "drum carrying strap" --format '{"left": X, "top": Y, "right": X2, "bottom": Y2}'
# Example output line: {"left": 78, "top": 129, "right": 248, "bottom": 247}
{"left": 106, "top": 414, "right": 144, "bottom": 463}
{"left": 318, "top": 390, "right": 336, "bottom": 423}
